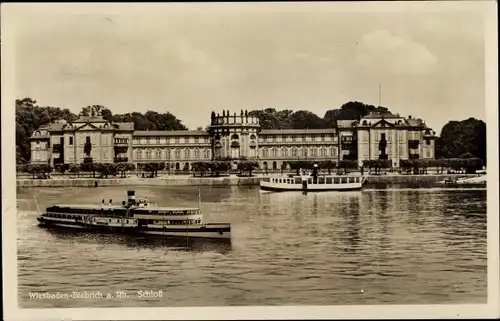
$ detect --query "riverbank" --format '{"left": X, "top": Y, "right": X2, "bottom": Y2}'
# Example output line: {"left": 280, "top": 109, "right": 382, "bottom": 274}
{"left": 16, "top": 173, "right": 485, "bottom": 188}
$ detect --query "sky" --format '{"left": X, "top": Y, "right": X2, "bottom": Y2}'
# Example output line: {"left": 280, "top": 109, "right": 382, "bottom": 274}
{"left": 8, "top": 2, "right": 489, "bottom": 133}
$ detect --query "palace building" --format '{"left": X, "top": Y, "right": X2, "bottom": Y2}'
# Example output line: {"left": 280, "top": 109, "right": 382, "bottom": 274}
{"left": 29, "top": 107, "right": 437, "bottom": 171}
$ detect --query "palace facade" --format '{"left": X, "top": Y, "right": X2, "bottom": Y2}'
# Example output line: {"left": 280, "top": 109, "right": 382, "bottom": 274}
{"left": 29, "top": 108, "right": 437, "bottom": 170}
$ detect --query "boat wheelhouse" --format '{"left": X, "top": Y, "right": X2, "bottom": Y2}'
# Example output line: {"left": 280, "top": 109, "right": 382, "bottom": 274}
{"left": 37, "top": 191, "right": 231, "bottom": 239}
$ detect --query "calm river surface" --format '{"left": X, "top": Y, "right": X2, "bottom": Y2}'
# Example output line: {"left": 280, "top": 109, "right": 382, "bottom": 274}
{"left": 17, "top": 184, "right": 487, "bottom": 308}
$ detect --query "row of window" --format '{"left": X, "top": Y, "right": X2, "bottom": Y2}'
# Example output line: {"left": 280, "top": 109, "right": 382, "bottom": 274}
{"left": 259, "top": 135, "right": 335, "bottom": 143}
{"left": 261, "top": 147, "right": 337, "bottom": 158}
{"left": 358, "top": 132, "right": 431, "bottom": 142}
{"left": 150, "top": 219, "right": 201, "bottom": 225}
{"left": 134, "top": 136, "right": 210, "bottom": 145}
{"left": 268, "top": 176, "right": 361, "bottom": 184}
{"left": 134, "top": 148, "right": 211, "bottom": 160}
{"left": 45, "top": 213, "right": 200, "bottom": 225}
{"left": 135, "top": 210, "right": 199, "bottom": 216}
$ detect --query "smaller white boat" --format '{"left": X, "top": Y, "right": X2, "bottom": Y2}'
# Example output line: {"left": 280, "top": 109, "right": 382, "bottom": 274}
{"left": 260, "top": 165, "right": 366, "bottom": 192}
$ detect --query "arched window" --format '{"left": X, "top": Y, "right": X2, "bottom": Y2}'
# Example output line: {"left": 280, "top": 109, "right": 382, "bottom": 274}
{"left": 156, "top": 149, "right": 161, "bottom": 159}
{"left": 330, "top": 147, "right": 336, "bottom": 156}
{"left": 184, "top": 149, "right": 190, "bottom": 159}
{"left": 262, "top": 148, "right": 269, "bottom": 157}
{"left": 320, "top": 148, "right": 327, "bottom": 156}
{"left": 174, "top": 149, "right": 181, "bottom": 159}
{"left": 145, "top": 149, "right": 152, "bottom": 159}
{"left": 231, "top": 134, "right": 239, "bottom": 140}
{"left": 271, "top": 148, "right": 278, "bottom": 157}
{"left": 194, "top": 148, "right": 200, "bottom": 158}
{"left": 203, "top": 149, "right": 210, "bottom": 159}
{"left": 281, "top": 147, "right": 288, "bottom": 157}
{"left": 302, "top": 148, "right": 308, "bottom": 157}
{"left": 292, "top": 148, "right": 298, "bottom": 157}
{"left": 311, "top": 148, "right": 317, "bottom": 157}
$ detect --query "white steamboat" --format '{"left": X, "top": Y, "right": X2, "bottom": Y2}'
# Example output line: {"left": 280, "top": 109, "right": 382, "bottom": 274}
{"left": 260, "top": 164, "right": 366, "bottom": 192}
{"left": 37, "top": 191, "right": 231, "bottom": 240}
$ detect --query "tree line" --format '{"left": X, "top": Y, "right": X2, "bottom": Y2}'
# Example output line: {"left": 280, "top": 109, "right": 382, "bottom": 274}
{"left": 15, "top": 97, "right": 486, "bottom": 165}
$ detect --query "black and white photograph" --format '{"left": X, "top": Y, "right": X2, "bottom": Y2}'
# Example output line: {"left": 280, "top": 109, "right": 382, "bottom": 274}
{"left": 2, "top": 2, "right": 498, "bottom": 320}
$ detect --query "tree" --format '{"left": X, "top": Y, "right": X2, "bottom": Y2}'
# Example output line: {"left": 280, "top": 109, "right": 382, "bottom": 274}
{"left": 248, "top": 108, "right": 294, "bottom": 129}
{"left": 68, "top": 163, "right": 81, "bottom": 178}
{"left": 338, "top": 160, "right": 358, "bottom": 174}
{"left": 79, "top": 105, "right": 108, "bottom": 117}
{"left": 138, "top": 162, "right": 165, "bottom": 178}
{"left": 436, "top": 118, "right": 486, "bottom": 165}
{"left": 208, "top": 161, "right": 231, "bottom": 177}
{"left": 237, "top": 161, "right": 259, "bottom": 176}
{"left": 95, "top": 163, "right": 119, "bottom": 178}
{"left": 288, "top": 160, "right": 315, "bottom": 175}
{"left": 362, "top": 159, "right": 390, "bottom": 175}
{"left": 28, "top": 164, "right": 52, "bottom": 179}
{"left": 80, "top": 162, "right": 97, "bottom": 178}
{"left": 323, "top": 101, "right": 389, "bottom": 125}
{"left": 319, "top": 160, "right": 336, "bottom": 175}
{"left": 288, "top": 110, "right": 326, "bottom": 129}
{"left": 55, "top": 163, "right": 70, "bottom": 175}
{"left": 192, "top": 161, "right": 210, "bottom": 177}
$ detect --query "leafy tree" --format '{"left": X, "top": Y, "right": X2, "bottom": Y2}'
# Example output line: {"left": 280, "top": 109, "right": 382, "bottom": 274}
{"left": 288, "top": 160, "right": 315, "bottom": 175}
{"left": 362, "top": 159, "right": 390, "bottom": 174}
{"left": 55, "top": 163, "right": 70, "bottom": 175}
{"left": 319, "top": 160, "right": 336, "bottom": 175}
{"left": 27, "top": 164, "right": 52, "bottom": 179}
{"left": 79, "top": 105, "right": 108, "bottom": 117}
{"left": 96, "top": 163, "right": 119, "bottom": 178}
{"left": 237, "top": 160, "right": 259, "bottom": 176}
{"left": 80, "top": 162, "right": 97, "bottom": 178}
{"left": 337, "top": 160, "right": 358, "bottom": 174}
{"left": 138, "top": 162, "right": 165, "bottom": 177}
{"left": 248, "top": 108, "right": 294, "bottom": 129}
{"left": 116, "top": 162, "right": 135, "bottom": 178}
{"left": 436, "top": 118, "right": 486, "bottom": 164}
{"left": 68, "top": 163, "right": 81, "bottom": 178}
{"left": 288, "top": 110, "right": 325, "bottom": 129}
{"left": 324, "top": 101, "right": 389, "bottom": 125}
{"left": 192, "top": 161, "right": 210, "bottom": 177}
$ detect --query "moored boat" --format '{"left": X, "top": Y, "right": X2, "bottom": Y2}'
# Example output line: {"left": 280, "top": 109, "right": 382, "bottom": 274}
{"left": 37, "top": 191, "right": 231, "bottom": 240}
{"left": 260, "top": 164, "right": 366, "bottom": 192}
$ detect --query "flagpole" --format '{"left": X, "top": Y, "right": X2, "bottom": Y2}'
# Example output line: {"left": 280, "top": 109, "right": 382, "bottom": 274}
{"left": 378, "top": 83, "right": 382, "bottom": 106}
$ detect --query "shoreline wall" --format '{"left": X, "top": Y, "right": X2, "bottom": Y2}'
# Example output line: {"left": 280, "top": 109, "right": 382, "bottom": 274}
{"left": 16, "top": 174, "right": 481, "bottom": 188}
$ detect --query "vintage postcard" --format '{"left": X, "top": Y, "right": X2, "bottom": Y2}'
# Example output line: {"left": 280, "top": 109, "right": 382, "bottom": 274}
{"left": 2, "top": 2, "right": 498, "bottom": 320}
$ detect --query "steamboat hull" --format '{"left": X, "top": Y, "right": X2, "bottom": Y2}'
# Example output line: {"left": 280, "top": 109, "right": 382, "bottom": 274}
{"left": 37, "top": 217, "right": 231, "bottom": 239}
{"left": 260, "top": 182, "right": 364, "bottom": 192}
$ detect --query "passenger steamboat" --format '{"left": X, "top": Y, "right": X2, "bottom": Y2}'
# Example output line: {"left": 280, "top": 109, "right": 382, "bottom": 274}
{"left": 260, "top": 164, "right": 366, "bottom": 192}
{"left": 37, "top": 191, "right": 231, "bottom": 239}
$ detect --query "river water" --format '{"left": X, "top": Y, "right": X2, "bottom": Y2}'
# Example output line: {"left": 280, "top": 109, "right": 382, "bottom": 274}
{"left": 16, "top": 184, "right": 487, "bottom": 308}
